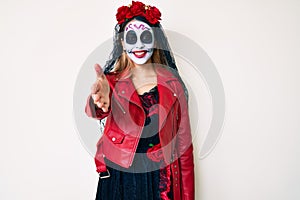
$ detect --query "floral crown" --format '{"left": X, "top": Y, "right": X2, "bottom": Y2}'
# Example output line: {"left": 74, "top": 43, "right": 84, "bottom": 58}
{"left": 116, "top": 1, "right": 161, "bottom": 25}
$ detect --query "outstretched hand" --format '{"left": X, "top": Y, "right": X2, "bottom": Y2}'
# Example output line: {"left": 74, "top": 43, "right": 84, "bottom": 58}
{"left": 91, "top": 64, "right": 110, "bottom": 112}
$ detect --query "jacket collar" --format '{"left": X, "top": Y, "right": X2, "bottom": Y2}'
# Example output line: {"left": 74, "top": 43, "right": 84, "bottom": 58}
{"left": 114, "top": 65, "right": 179, "bottom": 126}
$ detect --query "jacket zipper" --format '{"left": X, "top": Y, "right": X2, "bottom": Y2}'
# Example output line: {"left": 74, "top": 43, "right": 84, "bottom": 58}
{"left": 113, "top": 93, "right": 146, "bottom": 167}
{"left": 113, "top": 96, "right": 126, "bottom": 114}
{"left": 128, "top": 103, "right": 145, "bottom": 167}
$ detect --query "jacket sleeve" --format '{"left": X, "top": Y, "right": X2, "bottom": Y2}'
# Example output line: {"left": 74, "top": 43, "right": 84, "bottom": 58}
{"left": 176, "top": 90, "right": 195, "bottom": 200}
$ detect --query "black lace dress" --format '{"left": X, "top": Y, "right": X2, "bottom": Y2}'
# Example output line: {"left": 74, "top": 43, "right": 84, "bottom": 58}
{"left": 95, "top": 86, "right": 173, "bottom": 200}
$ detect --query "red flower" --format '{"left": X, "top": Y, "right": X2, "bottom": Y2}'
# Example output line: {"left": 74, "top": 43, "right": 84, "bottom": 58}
{"left": 130, "top": 1, "right": 145, "bottom": 17}
{"left": 115, "top": 1, "right": 162, "bottom": 25}
{"left": 145, "top": 6, "right": 161, "bottom": 24}
{"left": 147, "top": 144, "right": 164, "bottom": 162}
{"left": 116, "top": 6, "right": 133, "bottom": 24}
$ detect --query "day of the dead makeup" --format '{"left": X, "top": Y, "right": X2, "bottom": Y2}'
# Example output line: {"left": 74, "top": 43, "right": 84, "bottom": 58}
{"left": 124, "top": 20, "right": 154, "bottom": 65}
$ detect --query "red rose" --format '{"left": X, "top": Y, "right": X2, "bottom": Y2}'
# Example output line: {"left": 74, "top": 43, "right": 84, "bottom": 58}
{"left": 145, "top": 6, "right": 161, "bottom": 24}
{"left": 130, "top": 1, "right": 145, "bottom": 17}
{"left": 116, "top": 6, "right": 133, "bottom": 24}
{"left": 147, "top": 144, "right": 164, "bottom": 162}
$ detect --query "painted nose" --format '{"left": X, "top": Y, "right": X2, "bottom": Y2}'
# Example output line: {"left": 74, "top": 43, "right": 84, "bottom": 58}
{"left": 135, "top": 38, "right": 145, "bottom": 49}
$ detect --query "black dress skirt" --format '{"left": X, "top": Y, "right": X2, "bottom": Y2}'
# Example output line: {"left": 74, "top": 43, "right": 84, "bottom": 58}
{"left": 95, "top": 86, "right": 173, "bottom": 200}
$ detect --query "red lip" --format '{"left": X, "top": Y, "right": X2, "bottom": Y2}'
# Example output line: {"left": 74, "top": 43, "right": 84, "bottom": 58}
{"left": 132, "top": 50, "right": 147, "bottom": 58}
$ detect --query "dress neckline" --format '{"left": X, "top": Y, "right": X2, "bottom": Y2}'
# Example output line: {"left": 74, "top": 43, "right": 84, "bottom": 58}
{"left": 138, "top": 86, "right": 158, "bottom": 96}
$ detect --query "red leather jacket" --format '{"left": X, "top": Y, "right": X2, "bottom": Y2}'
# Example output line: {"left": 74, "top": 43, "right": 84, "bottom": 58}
{"left": 85, "top": 66, "right": 194, "bottom": 200}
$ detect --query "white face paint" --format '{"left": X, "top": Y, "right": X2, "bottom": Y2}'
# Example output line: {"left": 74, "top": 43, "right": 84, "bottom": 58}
{"left": 124, "top": 20, "right": 154, "bottom": 65}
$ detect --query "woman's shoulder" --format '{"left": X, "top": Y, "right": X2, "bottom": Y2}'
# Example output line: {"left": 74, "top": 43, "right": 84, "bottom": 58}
{"left": 155, "top": 65, "right": 187, "bottom": 96}
{"left": 105, "top": 71, "right": 121, "bottom": 82}
{"left": 155, "top": 65, "right": 178, "bottom": 80}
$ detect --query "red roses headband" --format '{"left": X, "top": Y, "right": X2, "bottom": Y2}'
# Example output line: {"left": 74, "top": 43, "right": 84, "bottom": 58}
{"left": 116, "top": 1, "right": 162, "bottom": 25}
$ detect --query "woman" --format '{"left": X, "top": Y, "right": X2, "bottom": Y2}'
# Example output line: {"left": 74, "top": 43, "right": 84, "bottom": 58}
{"left": 85, "top": 1, "right": 194, "bottom": 200}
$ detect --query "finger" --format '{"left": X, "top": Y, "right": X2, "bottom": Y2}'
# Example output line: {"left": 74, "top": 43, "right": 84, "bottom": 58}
{"left": 91, "top": 81, "right": 101, "bottom": 94}
{"left": 99, "top": 95, "right": 106, "bottom": 103}
{"left": 96, "top": 102, "right": 103, "bottom": 108}
{"left": 101, "top": 105, "right": 108, "bottom": 112}
{"left": 94, "top": 63, "right": 104, "bottom": 78}
{"left": 92, "top": 93, "right": 101, "bottom": 102}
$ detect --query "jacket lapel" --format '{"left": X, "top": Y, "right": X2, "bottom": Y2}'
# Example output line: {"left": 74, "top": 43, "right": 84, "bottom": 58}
{"left": 116, "top": 77, "right": 143, "bottom": 109}
{"left": 157, "top": 68, "right": 178, "bottom": 128}
{"left": 114, "top": 66, "right": 179, "bottom": 128}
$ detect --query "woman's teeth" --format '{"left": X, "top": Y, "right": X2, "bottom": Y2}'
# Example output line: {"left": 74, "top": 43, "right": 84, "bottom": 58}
{"left": 132, "top": 50, "right": 147, "bottom": 58}
{"left": 134, "top": 51, "right": 145, "bottom": 56}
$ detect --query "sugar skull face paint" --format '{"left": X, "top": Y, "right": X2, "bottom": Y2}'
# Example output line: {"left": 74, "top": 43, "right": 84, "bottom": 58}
{"left": 124, "top": 20, "right": 154, "bottom": 65}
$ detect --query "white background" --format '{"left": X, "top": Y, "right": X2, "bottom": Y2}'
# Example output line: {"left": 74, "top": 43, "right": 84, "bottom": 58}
{"left": 1, "top": 0, "right": 300, "bottom": 199}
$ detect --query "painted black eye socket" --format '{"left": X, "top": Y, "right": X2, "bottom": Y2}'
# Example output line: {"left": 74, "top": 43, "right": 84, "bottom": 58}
{"left": 140, "top": 30, "right": 153, "bottom": 44}
{"left": 125, "top": 30, "right": 137, "bottom": 44}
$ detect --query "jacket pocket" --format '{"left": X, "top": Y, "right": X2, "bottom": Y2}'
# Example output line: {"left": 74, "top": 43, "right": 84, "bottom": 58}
{"left": 106, "top": 129, "right": 125, "bottom": 144}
